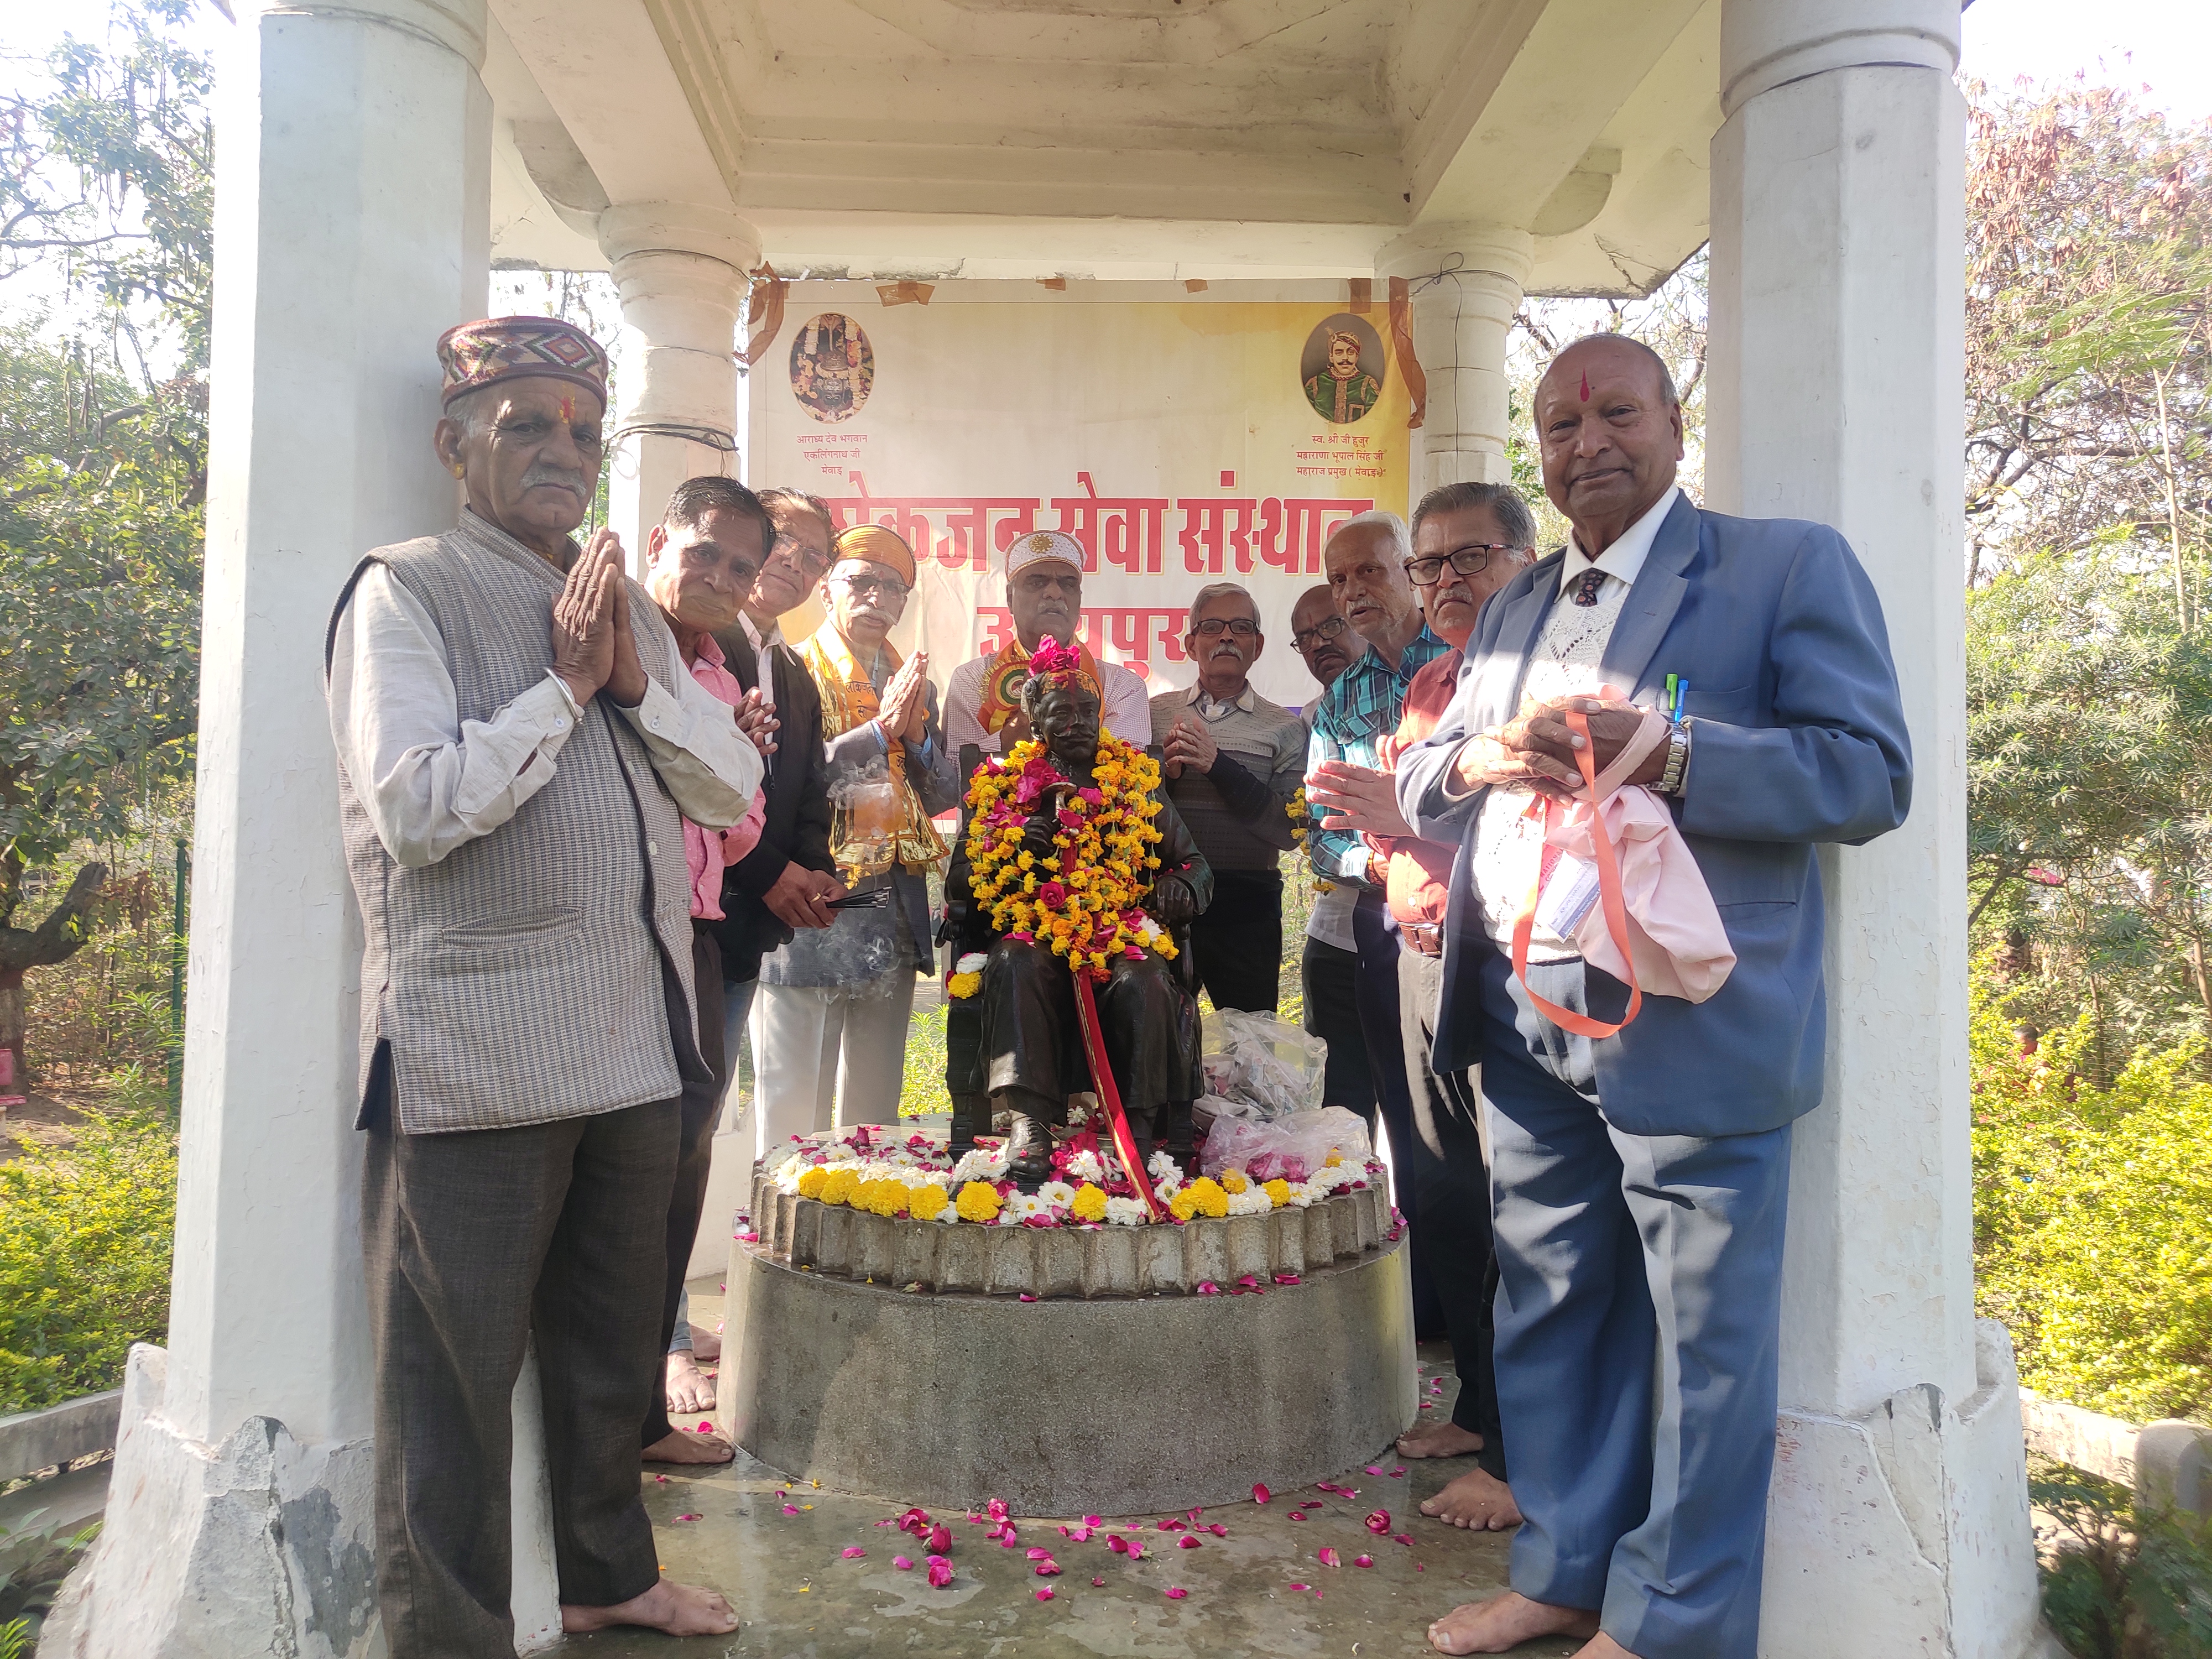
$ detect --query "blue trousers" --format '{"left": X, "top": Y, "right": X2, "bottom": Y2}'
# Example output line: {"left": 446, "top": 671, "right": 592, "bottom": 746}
{"left": 1478, "top": 951, "right": 1790, "bottom": 1659}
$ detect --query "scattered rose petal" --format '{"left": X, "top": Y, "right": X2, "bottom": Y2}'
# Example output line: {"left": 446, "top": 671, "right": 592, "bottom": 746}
{"left": 1000, "top": 1533, "right": 1020, "bottom": 1548}
{"left": 1083, "top": 1515, "right": 1103, "bottom": 1527}
{"left": 781, "top": 1505, "right": 801, "bottom": 1516}
{"left": 1035, "top": 1587, "right": 1055, "bottom": 1601}
{"left": 1274, "top": 1272, "right": 1301, "bottom": 1286}
{"left": 1390, "top": 1467, "right": 1407, "bottom": 1478}
{"left": 841, "top": 1547, "right": 866, "bottom": 1559}
{"left": 1288, "top": 1511, "right": 1307, "bottom": 1522}
{"left": 1428, "top": 1379, "right": 1444, "bottom": 1395}
{"left": 1365, "top": 1510, "right": 1391, "bottom": 1534}
{"left": 1128, "top": 1542, "right": 1146, "bottom": 1560}
{"left": 1035, "top": 1561, "right": 1062, "bottom": 1577}
{"left": 988, "top": 1499, "right": 1011, "bottom": 1522}
{"left": 1288, "top": 1582, "right": 1310, "bottom": 1592}
{"left": 1207, "top": 1524, "right": 1227, "bottom": 1537}
{"left": 1365, "top": 1465, "right": 1385, "bottom": 1476}
{"left": 1318, "top": 1546, "right": 1341, "bottom": 1568}
{"left": 1395, "top": 1533, "right": 1415, "bottom": 1546}
{"left": 1354, "top": 1554, "right": 1375, "bottom": 1568}
{"left": 1178, "top": 1535, "right": 1202, "bottom": 1550}
{"left": 674, "top": 1513, "right": 700, "bottom": 1522}
{"left": 1092, "top": 1577, "right": 1106, "bottom": 1587}
{"left": 654, "top": 1474, "right": 669, "bottom": 1484}
{"left": 927, "top": 1524, "right": 953, "bottom": 1553}
{"left": 1027, "top": 1547, "right": 1053, "bottom": 1560}
{"left": 1418, "top": 1401, "right": 1434, "bottom": 1410}
{"left": 1252, "top": 1483, "right": 1271, "bottom": 1504}
{"left": 926, "top": 1555, "right": 953, "bottom": 1588}
{"left": 1196, "top": 1281, "right": 1222, "bottom": 1296}
{"left": 894, "top": 1556, "right": 914, "bottom": 1571}
{"left": 1019, "top": 1293, "right": 1038, "bottom": 1302}
{"left": 1164, "top": 1587, "right": 1189, "bottom": 1600}
{"left": 1108, "top": 1535, "right": 1129, "bottom": 1554}
{"left": 1416, "top": 1562, "right": 1426, "bottom": 1572}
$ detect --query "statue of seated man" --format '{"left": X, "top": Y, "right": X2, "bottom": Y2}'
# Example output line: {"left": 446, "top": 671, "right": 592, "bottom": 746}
{"left": 944, "top": 641, "right": 1213, "bottom": 1187}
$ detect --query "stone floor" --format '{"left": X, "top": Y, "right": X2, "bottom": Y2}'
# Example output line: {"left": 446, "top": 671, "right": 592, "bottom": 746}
{"left": 555, "top": 1285, "right": 1568, "bottom": 1659}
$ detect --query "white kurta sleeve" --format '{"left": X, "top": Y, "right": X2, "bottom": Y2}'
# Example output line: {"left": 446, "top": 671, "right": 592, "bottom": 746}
{"left": 614, "top": 664, "right": 764, "bottom": 831}
{"left": 326, "top": 564, "right": 582, "bottom": 868}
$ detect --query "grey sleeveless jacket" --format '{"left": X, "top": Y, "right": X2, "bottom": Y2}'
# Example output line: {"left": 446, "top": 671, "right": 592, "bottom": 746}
{"left": 327, "top": 512, "right": 706, "bottom": 1133}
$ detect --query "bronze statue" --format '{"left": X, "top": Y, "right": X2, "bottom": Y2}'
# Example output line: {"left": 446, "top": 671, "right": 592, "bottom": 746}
{"left": 943, "top": 657, "right": 1212, "bottom": 1188}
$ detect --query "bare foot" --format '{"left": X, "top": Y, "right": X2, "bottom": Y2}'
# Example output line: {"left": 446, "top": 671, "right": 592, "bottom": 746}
{"left": 1428, "top": 1592, "right": 1599, "bottom": 1655}
{"left": 665, "top": 1350, "right": 717, "bottom": 1414}
{"left": 643, "top": 1427, "right": 735, "bottom": 1465}
{"left": 1399, "top": 1419, "right": 1485, "bottom": 1459}
{"left": 1572, "top": 1636, "right": 1643, "bottom": 1659}
{"left": 562, "top": 1578, "right": 737, "bottom": 1637}
{"left": 691, "top": 1322, "right": 722, "bottom": 1363}
{"left": 1421, "top": 1467, "right": 1522, "bottom": 1530}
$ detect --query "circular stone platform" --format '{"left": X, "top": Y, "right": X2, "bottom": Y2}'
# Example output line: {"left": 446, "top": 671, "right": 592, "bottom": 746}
{"left": 718, "top": 1183, "right": 1417, "bottom": 1516}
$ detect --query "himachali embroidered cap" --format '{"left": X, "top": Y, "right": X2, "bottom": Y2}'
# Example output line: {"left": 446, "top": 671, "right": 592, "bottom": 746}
{"left": 1005, "top": 528, "right": 1086, "bottom": 578}
{"left": 831, "top": 521, "right": 917, "bottom": 586}
{"left": 436, "top": 315, "right": 611, "bottom": 409}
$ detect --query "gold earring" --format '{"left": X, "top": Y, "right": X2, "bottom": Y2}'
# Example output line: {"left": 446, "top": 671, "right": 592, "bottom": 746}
{"left": 450, "top": 462, "right": 465, "bottom": 477}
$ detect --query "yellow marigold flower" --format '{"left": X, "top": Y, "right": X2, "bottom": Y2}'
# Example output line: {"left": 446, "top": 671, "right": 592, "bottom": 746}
{"left": 947, "top": 971, "right": 983, "bottom": 999}
{"left": 1185, "top": 1176, "right": 1229, "bottom": 1219}
{"left": 1264, "top": 1178, "right": 1292, "bottom": 1208}
{"left": 1219, "top": 1169, "right": 1249, "bottom": 1194}
{"left": 1071, "top": 1183, "right": 1108, "bottom": 1223}
{"left": 871, "top": 1178, "right": 908, "bottom": 1218}
{"left": 819, "top": 1166, "right": 861, "bottom": 1208}
{"left": 909, "top": 1183, "right": 948, "bottom": 1220}
{"left": 1324, "top": 1153, "right": 1344, "bottom": 1168}
{"left": 956, "top": 1180, "right": 1004, "bottom": 1223}
{"left": 797, "top": 1165, "right": 830, "bottom": 1200}
{"left": 1168, "top": 1187, "right": 1202, "bottom": 1223}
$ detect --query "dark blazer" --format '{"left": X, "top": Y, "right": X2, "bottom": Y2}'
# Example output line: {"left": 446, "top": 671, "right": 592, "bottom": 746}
{"left": 708, "top": 623, "right": 834, "bottom": 983}
{"left": 1394, "top": 494, "right": 1913, "bottom": 1138}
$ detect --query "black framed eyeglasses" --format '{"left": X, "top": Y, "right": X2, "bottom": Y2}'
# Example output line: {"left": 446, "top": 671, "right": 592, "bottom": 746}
{"left": 1191, "top": 617, "right": 1259, "bottom": 640}
{"left": 833, "top": 570, "right": 910, "bottom": 601}
{"left": 1291, "top": 614, "right": 1350, "bottom": 651}
{"left": 1405, "top": 544, "right": 1519, "bottom": 587}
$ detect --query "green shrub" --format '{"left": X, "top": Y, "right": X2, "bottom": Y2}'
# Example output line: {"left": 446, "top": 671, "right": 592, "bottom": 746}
{"left": 1973, "top": 967, "right": 2212, "bottom": 1424}
{"left": 2034, "top": 1462, "right": 2212, "bottom": 1658}
{"left": 0, "top": 1071, "right": 176, "bottom": 1413}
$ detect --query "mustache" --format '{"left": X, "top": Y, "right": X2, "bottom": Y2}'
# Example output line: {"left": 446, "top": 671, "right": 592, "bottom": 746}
{"left": 519, "top": 463, "right": 587, "bottom": 496}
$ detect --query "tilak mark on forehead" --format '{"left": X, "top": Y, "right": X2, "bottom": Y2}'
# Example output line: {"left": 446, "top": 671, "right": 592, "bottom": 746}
{"left": 1579, "top": 371, "right": 1591, "bottom": 401}
{"left": 559, "top": 392, "right": 576, "bottom": 423}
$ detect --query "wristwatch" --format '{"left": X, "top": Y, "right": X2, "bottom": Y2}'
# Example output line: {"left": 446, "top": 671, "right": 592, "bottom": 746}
{"left": 1654, "top": 718, "right": 1692, "bottom": 798}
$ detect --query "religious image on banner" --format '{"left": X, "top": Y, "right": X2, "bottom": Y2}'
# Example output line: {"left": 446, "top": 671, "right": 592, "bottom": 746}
{"left": 1299, "top": 312, "right": 1386, "bottom": 426}
{"left": 791, "top": 312, "right": 874, "bottom": 424}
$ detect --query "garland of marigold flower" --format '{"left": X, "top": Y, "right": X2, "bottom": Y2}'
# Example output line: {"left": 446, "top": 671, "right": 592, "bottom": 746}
{"left": 963, "top": 731, "right": 1176, "bottom": 980}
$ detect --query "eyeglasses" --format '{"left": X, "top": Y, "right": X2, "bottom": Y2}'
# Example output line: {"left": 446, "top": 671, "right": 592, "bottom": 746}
{"left": 1190, "top": 617, "right": 1259, "bottom": 640}
{"left": 833, "top": 570, "right": 910, "bottom": 601}
{"left": 1291, "top": 614, "right": 1350, "bottom": 651}
{"left": 768, "top": 530, "right": 831, "bottom": 579}
{"left": 1405, "top": 544, "right": 1521, "bottom": 587}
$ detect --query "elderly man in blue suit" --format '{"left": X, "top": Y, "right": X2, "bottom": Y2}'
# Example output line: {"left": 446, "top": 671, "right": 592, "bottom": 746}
{"left": 1395, "top": 333, "right": 1911, "bottom": 1659}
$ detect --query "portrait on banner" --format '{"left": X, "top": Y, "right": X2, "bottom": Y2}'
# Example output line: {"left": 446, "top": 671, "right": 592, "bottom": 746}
{"left": 1298, "top": 312, "right": 1386, "bottom": 425}
{"left": 791, "top": 312, "right": 875, "bottom": 424}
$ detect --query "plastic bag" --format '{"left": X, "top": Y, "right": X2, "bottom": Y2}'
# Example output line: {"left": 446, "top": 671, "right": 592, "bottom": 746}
{"left": 1199, "top": 1010, "right": 1328, "bottom": 1119}
{"left": 1199, "top": 1105, "right": 1374, "bottom": 1183}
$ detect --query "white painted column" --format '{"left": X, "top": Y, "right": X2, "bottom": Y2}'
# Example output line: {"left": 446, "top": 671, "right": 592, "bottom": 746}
{"left": 1375, "top": 224, "right": 1532, "bottom": 513}
{"left": 598, "top": 202, "right": 757, "bottom": 569}
{"left": 1705, "top": 4, "right": 2043, "bottom": 1655}
{"left": 41, "top": 4, "right": 533, "bottom": 1655}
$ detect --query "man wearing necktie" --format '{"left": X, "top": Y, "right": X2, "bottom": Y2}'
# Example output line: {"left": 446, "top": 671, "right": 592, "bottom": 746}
{"left": 1396, "top": 335, "right": 1912, "bottom": 1659}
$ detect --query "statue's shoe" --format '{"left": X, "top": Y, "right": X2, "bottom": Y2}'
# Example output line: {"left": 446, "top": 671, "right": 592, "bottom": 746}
{"left": 1004, "top": 1112, "right": 1056, "bottom": 1191}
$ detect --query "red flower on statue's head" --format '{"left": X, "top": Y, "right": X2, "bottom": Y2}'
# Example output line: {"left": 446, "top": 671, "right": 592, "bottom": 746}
{"left": 1037, "top": 880, "right": 1068, "bottom": 907}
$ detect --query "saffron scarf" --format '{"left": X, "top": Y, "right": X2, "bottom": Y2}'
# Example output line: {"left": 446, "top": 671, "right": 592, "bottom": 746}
{"left": 801, "top": 622, "right": 949, "bottom": 874}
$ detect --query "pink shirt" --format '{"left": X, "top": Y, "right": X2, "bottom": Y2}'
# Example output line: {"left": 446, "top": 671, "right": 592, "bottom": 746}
{"left": 684, "top": 633, "right": 764, "bottom": 920}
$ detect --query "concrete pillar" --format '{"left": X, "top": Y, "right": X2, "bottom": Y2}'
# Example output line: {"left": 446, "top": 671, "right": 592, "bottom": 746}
{"left": 36, "top": 4, "right": 561, "bottom": 1655}
{"left": 1705, "top": 4, "right": 2044, "bottom": 1654}
{"left": 597, "top": 202, "right": 757, "bottom": 569}
{"left": 1375, "top": 224, "right": 1532, "bottom": 513}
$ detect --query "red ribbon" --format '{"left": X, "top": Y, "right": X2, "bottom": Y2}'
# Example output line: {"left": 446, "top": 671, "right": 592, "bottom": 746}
{"left": 1070, "top": 969, "right": 1168, "bottom": 1223}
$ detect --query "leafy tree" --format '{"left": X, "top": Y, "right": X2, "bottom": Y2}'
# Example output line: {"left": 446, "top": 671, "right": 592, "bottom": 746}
{"left": 0, "top": 2, "right": 209, "bottom": 1083}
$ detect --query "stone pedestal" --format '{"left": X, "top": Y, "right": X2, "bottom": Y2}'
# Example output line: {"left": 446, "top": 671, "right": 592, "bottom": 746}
{"left": 722, "top": 1212, "right": 1416, "bottom": 1516}
{"left": 597, "top": 201, "right": 757, "bottom": 570}
{"left": 1374, "top": 223, "right": 1532, "bottom": 511}
{"left": 1706, "top": 3, "right": 2043, "bottom": 1653}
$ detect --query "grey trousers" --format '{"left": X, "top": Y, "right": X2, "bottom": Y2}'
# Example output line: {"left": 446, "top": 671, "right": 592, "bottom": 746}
{"left": 362, "top": 1082, "right": 678, "bottom": 1658}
